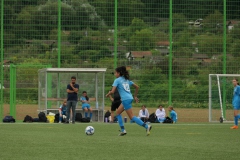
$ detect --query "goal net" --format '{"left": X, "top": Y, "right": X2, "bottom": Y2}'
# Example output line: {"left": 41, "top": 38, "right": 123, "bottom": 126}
{"left": 209, "top": 74, "right": 240, "bottom": 122}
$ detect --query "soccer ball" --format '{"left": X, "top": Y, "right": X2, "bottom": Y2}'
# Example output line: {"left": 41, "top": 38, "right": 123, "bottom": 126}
{"left": 85, "top": 126, "right": 94, "bottom": 135}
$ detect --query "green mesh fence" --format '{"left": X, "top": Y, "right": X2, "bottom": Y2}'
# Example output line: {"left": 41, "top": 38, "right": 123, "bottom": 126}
{"left": 0, "top": 0, "right": 240, "bottom": 121}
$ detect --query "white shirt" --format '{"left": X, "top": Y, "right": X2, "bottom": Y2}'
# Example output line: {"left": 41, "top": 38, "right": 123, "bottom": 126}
{"left": 139, "top": 109, "right": 149, "bottom": 118}
{"left": 155, "top": 108, "right": 166, "bottom": 119}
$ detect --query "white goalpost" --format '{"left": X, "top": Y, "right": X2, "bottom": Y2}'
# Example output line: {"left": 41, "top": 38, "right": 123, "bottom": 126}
{"left": 209, "top": 74, "right": 240, "bottom": 122}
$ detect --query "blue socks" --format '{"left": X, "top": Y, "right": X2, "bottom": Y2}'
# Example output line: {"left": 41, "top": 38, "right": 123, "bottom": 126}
{"left": 116, "top": 114, "right": 125, "bottom": 132}
{"left": 234, "top": 114, "right": 240, "bottom": 125}
{"left": 90, "top": 113, "right": 92, "bottom": 119}
{"left": 59, "top": 116, "right": 62, "bottom": 122}
{"left": 234, "top": 116, "right": 238, "bottom": 125}
{"left": 85, "top": 112, "right": 88, "bottom": 118}
{"left": 132, "top": 116, "right": 148, "bottom": 129}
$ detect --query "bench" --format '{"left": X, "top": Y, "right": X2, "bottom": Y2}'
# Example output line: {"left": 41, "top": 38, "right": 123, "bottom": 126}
{"left": 39, "top": 97, "right": 103, "bottom": 122}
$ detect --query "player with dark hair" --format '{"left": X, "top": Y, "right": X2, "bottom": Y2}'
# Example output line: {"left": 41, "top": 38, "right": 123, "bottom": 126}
{"left": 66, "top": 76, "right": 79, "bottom": 124}
{"left": 106, "top": 66, "right": 152, "bottom": 136}
{"left": 80, "top": 91, "right": 93, "bottom": 121}
{"left": 168, "top": 106, "right": 177, "bottom": 123}
{"left": 230, "top": 78, "right": 240, "bottom": 129}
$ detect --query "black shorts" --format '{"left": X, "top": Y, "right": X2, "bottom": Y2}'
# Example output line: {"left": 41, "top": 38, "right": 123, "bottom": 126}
{"left": 111, "top": 100, "right": 121, "bottom": 111}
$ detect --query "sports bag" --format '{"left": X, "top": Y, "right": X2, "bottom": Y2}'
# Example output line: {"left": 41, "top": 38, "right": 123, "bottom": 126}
{"left": 3, "top": 116, "right": 15, "bottom": 123}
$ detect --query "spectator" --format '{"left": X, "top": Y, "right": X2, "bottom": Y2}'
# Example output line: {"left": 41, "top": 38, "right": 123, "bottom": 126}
{"left": 66, "top": 76, "right": 79, "bottom": 124}
{"left": 59, "top": 100, "right": 67, "bottom": 123}
{"left": 155, "top": 105, "right": 166, "bottom": 123}
{"left": 80, "top": 91, "right": 93, "bottom": 121}
{"left": 138, "top": 105, "right": 149, "bottom": 123}
{"left": 168, "top": 106, "right": 177, "bottom": 123}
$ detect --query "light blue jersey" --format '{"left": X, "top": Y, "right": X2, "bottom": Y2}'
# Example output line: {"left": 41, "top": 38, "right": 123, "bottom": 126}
{"left": 112, "top": 76, "right": 134, "bottom": 101}
{"left": 170, "top": 110, "right": 177, "bottom": 123}
{"left": 80, "top": 96, "right": 91, "bottom": 109}
{"left": 59, "top": 104, "right": 67, "bottom": 115}
{"left": 232, "top": 85, "right": 240, "bottom": 110}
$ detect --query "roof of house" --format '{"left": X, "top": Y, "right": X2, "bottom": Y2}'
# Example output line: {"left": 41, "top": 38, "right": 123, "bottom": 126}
{"left": 130, "top": 51, "right": 152, "bottom": 58}
{"left": 156, "top": 41, "right": 170, "bottom": 46}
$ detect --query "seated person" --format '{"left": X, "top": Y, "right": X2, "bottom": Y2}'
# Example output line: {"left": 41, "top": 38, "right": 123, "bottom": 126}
{"left": 138, "top": 105, "right": 149, "bottom": 123}
{"left": 80, "top": 91, "right": 92, "bottom": 120}
{"left": 155, "top": 105, "right": 166, "bottom": 123}
{"left": 59, "top": 100, "right": 67, "bottom": 123}
{"left": 169, "top": 106, "right": 177, "bottom": 123}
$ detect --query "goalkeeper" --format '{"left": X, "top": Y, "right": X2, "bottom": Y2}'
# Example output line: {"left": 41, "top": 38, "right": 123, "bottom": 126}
{"left": 231, "top": 78, "right": 240, "bottom": 129}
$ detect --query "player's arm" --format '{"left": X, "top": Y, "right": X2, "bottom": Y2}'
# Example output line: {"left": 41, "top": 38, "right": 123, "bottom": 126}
{"left": 106, "top": 86, "right": 117, "bottom": 97}
{"left": 70, "top": 84, "right": 79, "bottom": 93}
{"left": 132, "top": 83, "right": 139, "bottom": 103}
{"left": 67, "top": 89, "right": 74, "bottom": 93}
{"left": 109, "top": 94, "right": 114, "bottom": 102}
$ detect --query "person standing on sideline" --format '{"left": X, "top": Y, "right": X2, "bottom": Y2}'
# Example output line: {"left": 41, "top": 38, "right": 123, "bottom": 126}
{"left": 80, "top": 91, "right": 93, "bottom": 121}
{"left": 66, "top": 76, "right": 79, "bottom": 124}
{"left": 108, "top": 88, "right": 121, "bottom": 123}
{"left": 168, "top": 106, "right": 177, "bottom": 123}
{"left": 230, "top": 78, "right": 240, "bottom": 129}
{"left": 138, "top": 105, "right": 149, "bottom": 123}
{"left": 106, "top": 66, "right": 152, "bottom": 136}
{"left": 155, "top": 105, "right": 166, "bottom": 123}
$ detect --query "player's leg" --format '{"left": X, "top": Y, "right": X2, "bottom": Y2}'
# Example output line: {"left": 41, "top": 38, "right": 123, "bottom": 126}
{"left": 89, "top": 106, "right": 93, "bottom": 120}
{"left": 59, "top": 111, "right": 63, "bottom": 123}
{"left": 123, "top": 99, "right": 152, "bottom": 135}
{"left": 231, "top": 108, "right": 239, "bottom": 129}
{"left": 110, "top": 102, "right": 116, "bottom": 123}
{"left": 65, "top": 101, "right": 71, "bottom": 123}
{"left": 71, "top": 101, "right": 77, "bottom": 123}
{"left": 116, "top": 104, "right": 125, "bottom": 135}
{"left": 82, "top": 105, "right": 88, "bottom": 118}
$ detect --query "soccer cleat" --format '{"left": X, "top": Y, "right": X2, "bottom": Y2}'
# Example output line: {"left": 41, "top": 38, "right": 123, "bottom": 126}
{"left": 230, "top": 125, "right": 238, "bottom": 129}
{"left": 118, "top": 130, "right": 127, "bottom": 136}
{"left": 146, "top": 125, "right": 152, "bottom": 136}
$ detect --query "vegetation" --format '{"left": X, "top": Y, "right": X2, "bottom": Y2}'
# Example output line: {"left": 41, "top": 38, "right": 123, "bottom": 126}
{"left": 1, "top": 0, "right": 240, "bottom": 107}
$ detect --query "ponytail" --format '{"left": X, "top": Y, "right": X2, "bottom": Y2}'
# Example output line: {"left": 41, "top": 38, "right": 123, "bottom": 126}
{"left": 115, "top": 66, "right": 130, "bottom": 80}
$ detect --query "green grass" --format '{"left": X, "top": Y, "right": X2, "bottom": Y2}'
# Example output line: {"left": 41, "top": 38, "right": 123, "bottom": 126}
{"left": 0, "top": 123, "right": 239, "bottom": 160}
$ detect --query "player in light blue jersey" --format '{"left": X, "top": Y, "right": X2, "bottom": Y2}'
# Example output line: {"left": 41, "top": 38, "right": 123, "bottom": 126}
{"left": 231, "top": 78, "right": 240, "bottom": 129}
{"left": 59, "top": 100, "right": 67, "bottom": 123}
{"left": 80, "top": 91, "right": 93, "bottom": 120}
{"left": 106, "top": 66, "right": 152, "bottom": 136}
{"left": 168, "top": 106, "right": 177, "bottom": 123}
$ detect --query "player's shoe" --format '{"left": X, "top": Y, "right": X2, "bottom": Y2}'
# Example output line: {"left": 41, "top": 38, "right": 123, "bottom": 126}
{"left": 230, "top": 125, "right": 238, "bottom": 129}
{"left": 146, "top": 125, "right": 152, "bottom": 136}
{"left": 118, "top": 130, "right": 127, "bottom": 136}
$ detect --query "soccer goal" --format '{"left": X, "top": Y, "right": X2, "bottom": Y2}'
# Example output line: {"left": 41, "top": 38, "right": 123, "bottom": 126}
{"left": 209, "top": 74, "right": 240, "bottom": 122}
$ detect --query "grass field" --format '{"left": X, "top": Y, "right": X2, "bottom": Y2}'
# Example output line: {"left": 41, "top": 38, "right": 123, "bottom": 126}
{"left": 0, "top": 122, "right": 239, "bottom": 160}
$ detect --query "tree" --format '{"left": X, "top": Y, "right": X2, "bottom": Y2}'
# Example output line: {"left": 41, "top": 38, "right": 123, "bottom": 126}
{"left": 129, "top": 28, "right": 155, "bottom": 51}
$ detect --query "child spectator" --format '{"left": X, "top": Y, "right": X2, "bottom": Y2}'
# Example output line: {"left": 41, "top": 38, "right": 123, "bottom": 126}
{"left": 168, "top": 106, "right": 177, "bottom": 123}
{"left": 80, "top": 91, "right": 93, "bottom": 121}
{"left": 59, "top": 100, "right": 67, "bottom": 123}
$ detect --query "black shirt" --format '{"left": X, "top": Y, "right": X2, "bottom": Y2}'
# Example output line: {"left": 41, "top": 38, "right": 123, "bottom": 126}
{"left": 67, "top": 84, "right": 79, "bottom": 101}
